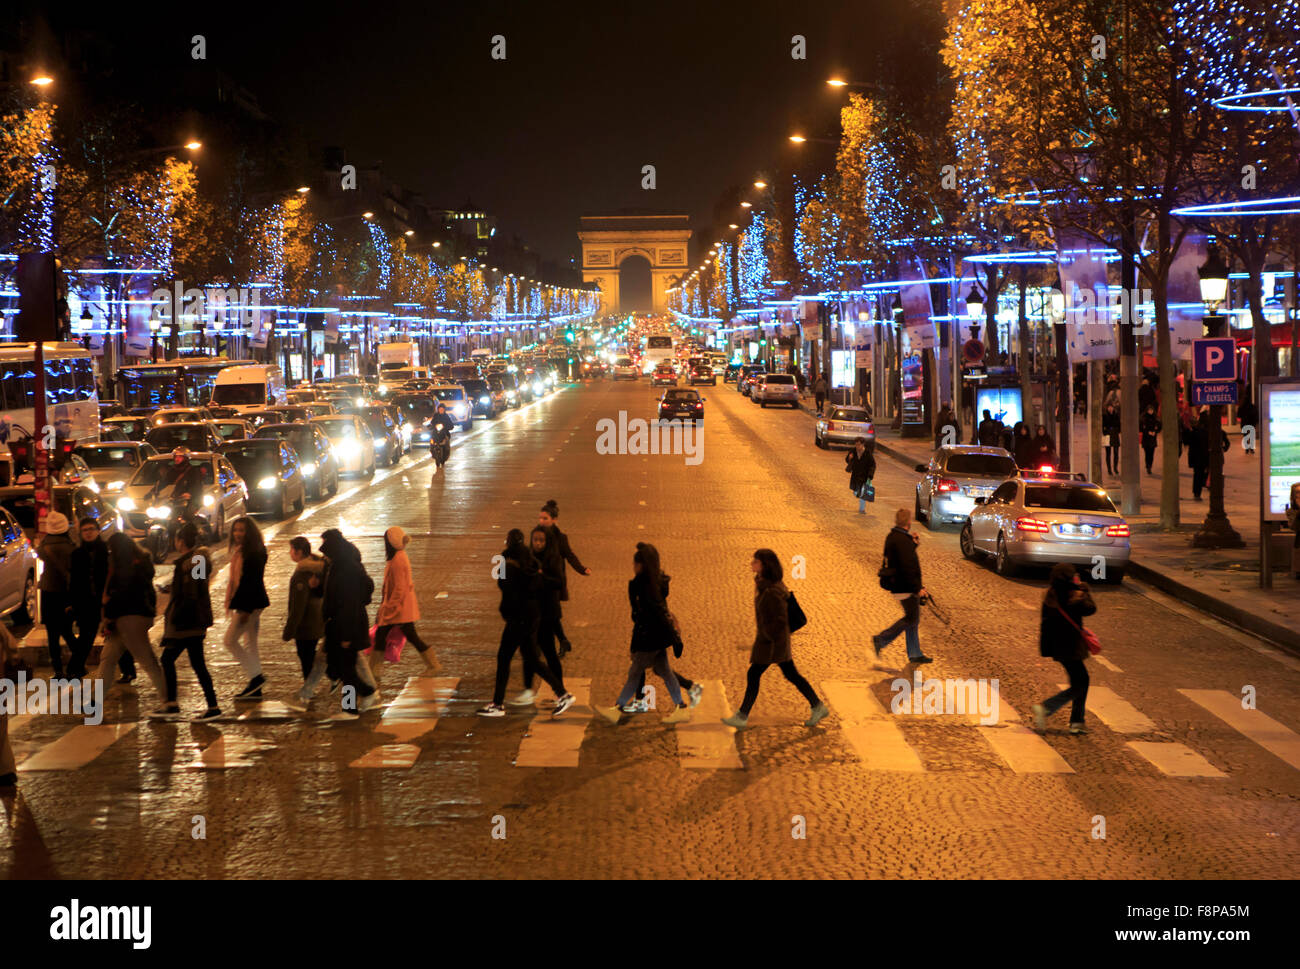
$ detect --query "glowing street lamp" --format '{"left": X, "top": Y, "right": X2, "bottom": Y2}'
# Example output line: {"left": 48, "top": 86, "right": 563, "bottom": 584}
{"left": 296, "top": 185, "right": 311, "bottom": 194}
{"left": 30, "top": 74, "right": 53, "bottom": 87}
{"left": 185, "top": 140, "right": 202, "bottom": 151}
{"left": 753, "top": 180, "right": 768, "bottom": 190}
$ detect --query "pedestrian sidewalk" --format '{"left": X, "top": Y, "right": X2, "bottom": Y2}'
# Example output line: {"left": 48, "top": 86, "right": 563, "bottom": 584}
{"left": 797, "top": 399, "right": 1300, "bottom": 653}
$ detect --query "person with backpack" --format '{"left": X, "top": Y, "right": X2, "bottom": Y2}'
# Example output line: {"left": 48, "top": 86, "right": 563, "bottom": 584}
{"left": 594, "top": 543, "right": 692, "bottom": 725}
{"left": 283, "top": 537, "right": 334, "bottom": 705}
{"left": 478, "top": 529, "right": 574, "bottom": 718}
{"left": 845, "top": 437, "right": 876, "bottom": 515}
{"left": 537, "top": 499, "right": 591, "bottom": 657}
{"left": 1031, "top": 563, "right": 1097, "bottom": 735}
{"left": 151, "top": 522, "right": 220, "bottom": 722}
{"left": 872, "top": 507, "right": 933, "bottom": 665}
{"left": 369, "top": 526, "right": 440, "bottom": 676}
{"left": 720, "top": 548, "right": 828, "bottom": 729}
{"left": 320, "top": 528, "right": 380, "bottom": 714}
{"left": 224, "top": 517, "right": 270, "bottom": 699}
{"left": 35, "top": 511, "right": 75, "bottom": 678}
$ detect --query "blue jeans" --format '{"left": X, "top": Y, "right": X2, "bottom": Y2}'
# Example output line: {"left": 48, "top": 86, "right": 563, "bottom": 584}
{"left": 615, "top": 650, "right": 683, "bottom": 707}
{"left": 876, "top": 595, "right": 923, "bottom": 660}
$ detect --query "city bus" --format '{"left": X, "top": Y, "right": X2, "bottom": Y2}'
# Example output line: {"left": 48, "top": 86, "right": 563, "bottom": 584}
{"left": 0, "top": 342, "right": 100, "bottom": 444}
{"left": 642, "top": 334, "right": 675, "bottom": 374}
{"left": 115, "top": 358, "right": 246, "bottom": 412}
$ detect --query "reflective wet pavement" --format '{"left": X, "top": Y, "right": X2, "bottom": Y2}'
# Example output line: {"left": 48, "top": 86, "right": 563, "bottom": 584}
{"left": 3, "top": 381, "right": 1299, "bottom": 878}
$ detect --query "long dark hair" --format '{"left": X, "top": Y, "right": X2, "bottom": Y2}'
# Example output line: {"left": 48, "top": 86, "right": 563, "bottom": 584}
{"left": 504, "top": 528, "right": 534, "bottom": 567}
{"left": 633, "top": 541, "right": 662, "bottom": 585}
{"left": 107, "top": 531, "right": 141, "bottom": 572}
{"left": 228, "top": 515, "right": 266, "bottom": 560}
{"left": 753, "top": 548, "right": 783, "bottom": 583}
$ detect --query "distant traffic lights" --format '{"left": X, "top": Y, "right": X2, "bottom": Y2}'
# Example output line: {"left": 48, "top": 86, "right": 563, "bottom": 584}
{"left": 564, "top": 328, "right": 575, "bottom": 342}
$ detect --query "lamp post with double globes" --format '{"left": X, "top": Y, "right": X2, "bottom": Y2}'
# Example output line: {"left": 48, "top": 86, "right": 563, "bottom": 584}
{"left": 1192, "top": 244, "right": 1244, "bottom": 549}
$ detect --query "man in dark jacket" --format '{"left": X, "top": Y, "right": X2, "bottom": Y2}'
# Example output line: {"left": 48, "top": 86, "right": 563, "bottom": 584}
{"left": 977, "top": 410, "right": 1003, "bottom": 448}
{"left": 934, "top": 402, "right": 960, "bottom": 448}
{"left": 872, "top": 507, "right": 932, "bottom": 664}
{"left": 845, "top": 438, "right": 877, "bottom": 514}
{"left": 35, "top": 512, "right": 75, "bottom": 678}
{"left": 537, "top": 501, "right": 591, "bottom": 657}
{"left": 320, "top": 528, "right": 378, "bottom": 713}
{"left": 67, "top": 517, "right": 134, "bottom": 680}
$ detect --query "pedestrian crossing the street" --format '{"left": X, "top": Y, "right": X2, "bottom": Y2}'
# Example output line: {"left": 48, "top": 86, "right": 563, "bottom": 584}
{"left": 5, "top": 675, "right": 1300, "bottom": 781}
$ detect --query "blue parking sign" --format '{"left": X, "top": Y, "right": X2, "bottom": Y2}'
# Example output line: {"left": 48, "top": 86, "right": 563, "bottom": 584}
{"left": 1192, "top": 337, "right": 1237, "bottom": 381}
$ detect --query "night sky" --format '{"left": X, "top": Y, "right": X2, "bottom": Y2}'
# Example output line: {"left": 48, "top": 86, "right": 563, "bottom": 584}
{"left": 25, "top": 0, "right": 909, "bottom": 266}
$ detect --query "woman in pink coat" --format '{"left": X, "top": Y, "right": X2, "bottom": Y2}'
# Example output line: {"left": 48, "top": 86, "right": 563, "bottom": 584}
{"left": 371, "top": 526, "right": 439, "bottom": 674}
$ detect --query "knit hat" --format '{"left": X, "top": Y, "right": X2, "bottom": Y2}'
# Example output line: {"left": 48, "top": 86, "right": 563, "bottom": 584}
{"left": 384, "top": 526, "right": 409, "bottom": 549}
{"left": 44, "top": 511, "right": 70, "bottom": 535}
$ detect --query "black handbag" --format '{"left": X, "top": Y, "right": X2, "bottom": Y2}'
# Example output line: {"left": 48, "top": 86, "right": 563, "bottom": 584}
{"left": 787, "top": 592, "right": 807, "bottom": 633}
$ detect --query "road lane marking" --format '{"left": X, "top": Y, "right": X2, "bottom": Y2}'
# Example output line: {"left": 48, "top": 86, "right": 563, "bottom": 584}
{"left": 17, "top": 722, "right": 137, "bottom": 771}
{"left": 1093, "top": 654, "right": 1123, "bottom": 673}
{"left": 821, "top": 678, "right": 925, "bottom": 772}
{"left": 232, "top": 700, "right": 298, "bottom": 721}
{"left": 1056, "top": 685, "right": 1154, "bottom": 733}
{"left": 179, "top": 735, "right": 272, "bottom": 769}
{"left": 1180, "top": 689, "right": 1300, "bottom": 770}
{"left": 514, "top": 677, "right": 592, "bottom": 768}
{"left": 350, "top": 676, "right": 460, "bottom": 767}
{"left": 676, "top": 679, "right": 743, "bottom": 769}
{"left": 978, "top": 723, "right": 1075, "bottom": 774}
{"left": 1125, "top": 741, "right": 1226, "bottom": 778}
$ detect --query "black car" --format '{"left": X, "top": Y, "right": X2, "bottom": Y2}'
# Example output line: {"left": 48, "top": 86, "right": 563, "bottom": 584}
{"left": 144, "top": 422, "right": 223, "bottom": 454}
{"left": 392, "top": 394, "right": 439, "bottom": 445}
{"left": 102, "top": 416, "right": 151, "bottom": 442}
{"left": 724, "top": 363, "right": 743, "bottom": 383}
{"left": 461, "top": 378, "right": 501, "bottom": 419}
{"left": 254, "top": 423, "right": 340, "bottom": 500}
{"left": 218, "top": 439, "right": 307, "bottom": 519}
{"left": 658, "top": 388, "right": 705, "bottom": 421}
{"left": 487, "top": 372, "right": 521, "bottom": 409}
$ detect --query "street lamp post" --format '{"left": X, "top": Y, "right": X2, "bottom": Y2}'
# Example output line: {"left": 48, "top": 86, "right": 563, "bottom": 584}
{"left": 1193, "top": 245, "right": 1244, "bottom": 549}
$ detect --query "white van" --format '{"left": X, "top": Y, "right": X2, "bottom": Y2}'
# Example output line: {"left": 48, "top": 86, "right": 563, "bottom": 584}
{"left": 210, "top": 364, "right": 287, "bottom": 414}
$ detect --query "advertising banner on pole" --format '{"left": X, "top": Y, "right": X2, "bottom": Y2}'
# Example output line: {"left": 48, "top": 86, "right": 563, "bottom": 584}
{"left": 1166, "top": 232, "right": 1209, "bottom": 361}
{"left": 1057, "top": 232, "right": 1117, "bottom": 362}
{"left": 899, "top": 255, "right": 936, "bottom": 351}
{"left": 1261, "top": 381, "right": 1300, "bottom": 521}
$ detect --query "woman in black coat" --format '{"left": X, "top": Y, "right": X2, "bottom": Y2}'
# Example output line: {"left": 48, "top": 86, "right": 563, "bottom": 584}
{"left": 95, "top": 532, "right": 168, "bottom": 702}
{"left": 320, "top": 527, "right": 379, "bottom": 712}
{"left": 1102, "top": 403, "right": 1121, "bottom": 476}
{"left": 593, "top": 543, "right": 691, "bottom": 725}
{"left": 1031, "top": 563, "right": 1097, "bottom": 734}
{"left": 1012, "top": 422, "right": 1035, "bottom": 469}
{"left": 507, "top": 526, "right": 568, "bottom": 706}
{"left": 845, "top": 437, "right": 877, "bottom": 514}
{"left": 480, "top": 529, "right": 573, "bottom": 717}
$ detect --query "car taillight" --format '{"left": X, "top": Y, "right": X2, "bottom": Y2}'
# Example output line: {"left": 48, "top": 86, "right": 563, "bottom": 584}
{"left": 1014, "top": 517, "right": 1051, "bottom": 533}
{"left": 1106, "top": 523, "right": 1130, "bottom": 537}
{"left": 935, "top": 478, "right": 959, "bottom": 493}
{"left": 826, "top": 421, "right": 835, "bottom": 431}
{"left": 695, "top": 402, "right": 703, "bottom": 409}
{"left": 1038, "top": 464, "right": 1055, "bottom": 472}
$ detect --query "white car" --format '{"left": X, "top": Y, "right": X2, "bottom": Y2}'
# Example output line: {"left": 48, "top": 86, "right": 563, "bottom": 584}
{"left": 0, "top": 506, "right": 38, "bottom": 623}
{"left": 309, "top": 414, "right": 376, "bottom": 478}
{"left": 74, "top": 441, "right": 160, "bottom": 493}
{"left": 753, "top": 373, "right": 800, "bottom": 407}
{"left": 612, "top": 357, "right": 639, "bottom": 380}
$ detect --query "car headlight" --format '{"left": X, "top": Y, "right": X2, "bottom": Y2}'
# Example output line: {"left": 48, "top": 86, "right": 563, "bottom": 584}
{"left": 374, "top": 440, "right": 386, "bottom": 449}
{"left": 453, "top": 405, "right": 467, "bottom": 418}
{"left": 203, "top": 494, "right": 215, "bottom": 506}
{"left": 534, "top": 382, "right": 545, "bottom": 394}
{"left": 378, "top": 384, "right": 389, "bottom": 394}
{"left": 480, "top": 395, "right": 490, "bottom": 404}
{"left": 258, "top": 476, "right": 278, "bottom": 490}
{"left": 338, "top": 441, "right": 360, "bottom": 459}
{"left": 302, "top": 462, "right": 317, "bottom": 476}
{"left": 85, "top": 479, "right": 101, "bottom": 493}
{"left": 106, "top": 479, "right": 125, "bottom": 491}
{"left": 117, "top": 496, "right": 137, "bottom": 511}
{"left": 146, "top": 505, "right": 171, "bottom": 519}
{"left": 402, "top": 422, "right": 412, "bottom": 433}
{"left": 355, "top": 397, "right": 365, "bottom": 407}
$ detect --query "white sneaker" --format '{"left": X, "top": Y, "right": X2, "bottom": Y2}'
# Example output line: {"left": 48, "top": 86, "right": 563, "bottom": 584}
{"left": 358, "top": 691, "right": 381, "bottom": 712}
{"left": 506, "top": 689, "right": 536, "bottom": 707}
{"left": 688, "top": 683, "right": 703, "bottom": 707}
{"left": 621, "top": 699, "right": 651, "bottom": 714}
{"left": 477, "top": 703, "right": 506, "bottom": 717}
{"left": 552, "top": 693, "right": 576, "bottom": 717}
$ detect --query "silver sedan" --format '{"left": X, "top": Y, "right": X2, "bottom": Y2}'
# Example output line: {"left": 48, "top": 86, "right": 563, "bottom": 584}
{"left": 960, "top": 473, "right": 1131, "bottom": 582}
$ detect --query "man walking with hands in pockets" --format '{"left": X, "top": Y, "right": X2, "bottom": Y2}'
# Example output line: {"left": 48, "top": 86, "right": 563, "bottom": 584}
{"left": 872, "top": 507, "right": 933, "bottom": 665}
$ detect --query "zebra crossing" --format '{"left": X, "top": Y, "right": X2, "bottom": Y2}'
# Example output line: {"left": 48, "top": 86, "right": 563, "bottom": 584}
{"left": 7, "top": 671, "right": 1300, "bottom": 780}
